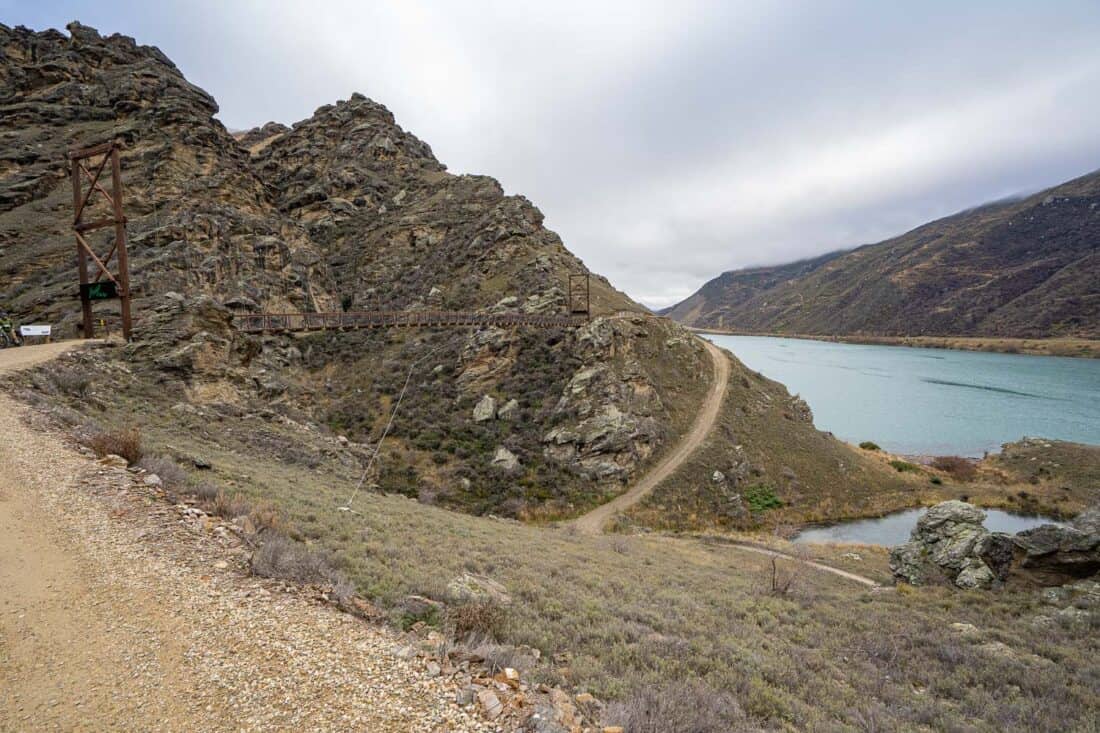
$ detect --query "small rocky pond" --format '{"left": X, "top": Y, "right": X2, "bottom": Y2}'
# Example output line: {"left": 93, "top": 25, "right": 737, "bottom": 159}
{"left": 793, "top": 507, "right": 1066, "bottom": 547}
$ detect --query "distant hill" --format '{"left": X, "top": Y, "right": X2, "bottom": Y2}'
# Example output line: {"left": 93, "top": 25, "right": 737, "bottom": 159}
{"left": 665, "top": 170, "right": 1100, "bottom": 338}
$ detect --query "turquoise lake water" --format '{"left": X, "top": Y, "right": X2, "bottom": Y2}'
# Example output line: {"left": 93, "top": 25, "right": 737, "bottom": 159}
{"left": 703, "top": 334, "right": 1100, "bottom": 457}
{"left": 791, "top": 507, "right": 1063, "bottom": 546}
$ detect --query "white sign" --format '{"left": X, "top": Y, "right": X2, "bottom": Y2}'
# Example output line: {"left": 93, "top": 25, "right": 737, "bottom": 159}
{"left": 20, "top": 325, "right": 51, "bottom": 337}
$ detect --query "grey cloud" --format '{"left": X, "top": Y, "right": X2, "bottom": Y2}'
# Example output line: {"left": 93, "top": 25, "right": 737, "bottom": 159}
{"left": 8, "top": 0, "right": 1100, "bottom": 308}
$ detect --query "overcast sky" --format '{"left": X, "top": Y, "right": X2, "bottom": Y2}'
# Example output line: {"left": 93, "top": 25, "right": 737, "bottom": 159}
{"left": 7, "top": 1, "right": 1100, "bottom": 307}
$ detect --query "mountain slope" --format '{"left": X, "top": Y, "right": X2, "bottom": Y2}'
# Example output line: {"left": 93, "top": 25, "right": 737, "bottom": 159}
{"left": 1, "top": 21, "right": 910, "bottom": 523}
{"left": 666, "top": 171, "right": 1100, "bottom": 338}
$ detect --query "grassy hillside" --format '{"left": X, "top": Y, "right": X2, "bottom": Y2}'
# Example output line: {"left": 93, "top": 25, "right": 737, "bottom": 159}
{"left": 667, "top": 172, "right": 1100, "bottom": 339}
{"left": 8, "top": 347, "right": 1097, "bottom": 732}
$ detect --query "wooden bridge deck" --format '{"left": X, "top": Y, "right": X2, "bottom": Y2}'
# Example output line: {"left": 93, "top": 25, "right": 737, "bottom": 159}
{"left": 234, "top": 310, "right": 589, "bottom": 333}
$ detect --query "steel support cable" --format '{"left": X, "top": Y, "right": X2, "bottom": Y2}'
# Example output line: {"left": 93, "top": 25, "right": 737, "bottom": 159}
{"left": 337, "top": 342, "right": 445, "bottom": 512}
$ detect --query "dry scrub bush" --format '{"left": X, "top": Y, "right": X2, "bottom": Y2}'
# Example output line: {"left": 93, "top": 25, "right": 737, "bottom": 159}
{"left": 931, "top": 455, "right": 978, "bottom": 482}
{"left": 192, "top": 481, "right": 220, "bottom": 502}
{"left": 761, "top": 551, "right": 812, "bottom": 597}
{"left": 50, "top": 369, "right": 90, "bottom": 397}
{"left": 136, "top": 454, "right": 189, "bottom": 488}
{"left": 446, "top": 600, "right": 508, "bottom": 641}
{"left": 602, "top": 680, "right": 750, "bottom": 733}
{"left": 211, "top": 490, "right": 252, "bottom": 519}
{"left": 250, "top": 531, "right": 346, "bottom": 589}
{"left": 86, "top": 427, "right": 142, "bottom": 464}
{"left": 248, "top": 501, "right": 283, "bottom": 532}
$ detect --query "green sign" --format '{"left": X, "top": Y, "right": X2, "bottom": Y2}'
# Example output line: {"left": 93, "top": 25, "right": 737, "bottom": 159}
{"left": 81, "top": 281, "right": 118, "bottom": 301}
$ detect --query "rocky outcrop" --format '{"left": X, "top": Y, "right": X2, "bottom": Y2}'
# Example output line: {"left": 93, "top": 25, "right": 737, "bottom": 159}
{"left": 541, "top": 317, "right": 667, "bottom": 482}
{"left": 891, "top": 501, "right": 1100, "bottom": 589}
{"left": 1011, "top": 523, "right": 1100, "bottom": 585}
{"left": 0, "top": 20, "right": 778, "bottom": 520}
{"left": 0, "top": 22, "right": 334, "bottom": 330}
{"left": 890, "top": 501, "right": 1014, "bottom": 589}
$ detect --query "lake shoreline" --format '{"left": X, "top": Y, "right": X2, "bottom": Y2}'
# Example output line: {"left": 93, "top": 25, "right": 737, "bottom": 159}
{"left": 690, "top": 328, "right": 1100, "bottom": 359}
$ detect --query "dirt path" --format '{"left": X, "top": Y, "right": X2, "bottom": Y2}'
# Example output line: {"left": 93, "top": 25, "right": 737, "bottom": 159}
{"left": 710, "top": 540, "right": 880, "bottom": 588}
{"left": 0, "top": 343, "right": 489, "bottom": 732}
{"left": 571, "top": 339, "right": 731, "bottom": 534}
{"left": 567, "top": 338, "right": 881, "bottom": 587}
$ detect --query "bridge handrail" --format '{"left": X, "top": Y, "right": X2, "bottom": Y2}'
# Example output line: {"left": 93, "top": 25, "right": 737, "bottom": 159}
{"left": 233, "top": 309, "right": 589, "bottom": 333}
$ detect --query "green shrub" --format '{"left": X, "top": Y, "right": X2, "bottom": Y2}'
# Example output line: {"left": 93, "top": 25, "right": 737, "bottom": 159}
{"left": 930, "top": 476, "right": 943, "bottom": 485}
{"left": 859, "top": 441, "right": 880, "bottom": 451}
{"left": 399, "top": 604, "right": 441, "bottom": 631}
{"left": 889, "top": 460, "right": 919, "bottom": 473}
{"left": 744, "top": 484, "right": 782, "bottom": 512}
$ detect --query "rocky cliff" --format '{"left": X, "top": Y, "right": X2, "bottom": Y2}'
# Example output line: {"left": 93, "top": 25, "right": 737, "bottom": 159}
{"left": 1, "top": 21, "right": 906, "bottom": 520}
{"left": 666, "top": 171, "right": 1100, "bottom": 339}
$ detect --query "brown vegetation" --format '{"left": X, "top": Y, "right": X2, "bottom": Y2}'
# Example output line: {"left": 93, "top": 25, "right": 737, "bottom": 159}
{"left": 932, "top": 455, "right": 978, "bottom": 482}
{"left": 85, "top": 427, "right": 142, "bottom": 465}
{"left": 445, "top": 601, "right": 508, "bottom": 642}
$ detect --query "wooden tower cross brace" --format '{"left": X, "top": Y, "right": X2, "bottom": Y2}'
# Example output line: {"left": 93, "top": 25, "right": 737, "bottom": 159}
{"left": 69, "top": 140, "right": 132, "bottom": 340}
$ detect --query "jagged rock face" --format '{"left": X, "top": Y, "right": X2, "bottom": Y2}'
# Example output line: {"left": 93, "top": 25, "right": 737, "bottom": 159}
{"left": 234, "top": 122, "right": 289, "bottom": 152}
{"left": 1, "top": 21, "right": 714, "bottom": 517}
{"left": 251, "top": 93, "right": 590, "bottom": 315}
{"left": 0, "top": 22, "right": 333, "bottom": 333}
{"left": 891, "top": 501, "right": 1100, "bottom": 589}
{"left": 542, "top": 317, "right": 666, "bottom": 482}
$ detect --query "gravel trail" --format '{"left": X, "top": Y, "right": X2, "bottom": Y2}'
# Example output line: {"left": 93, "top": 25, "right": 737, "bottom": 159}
{"left": 570, "top": 338, "right": 730, "bottom": 534}
{"left": 0, "top": 343, "right": 490, "bottom": 732}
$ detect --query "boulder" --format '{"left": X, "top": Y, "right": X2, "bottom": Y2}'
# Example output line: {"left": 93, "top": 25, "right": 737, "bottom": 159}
{"left": 472, "top": 395, "right": 497, "bottom": 422}
{"left": 446, "top": 573, "right": 512, "bottom": 605}
{"left": 889, "top": 501, "right": 1006, "bottom": 589}
{"left": 891, "top": 501, "right": 1100, "bottom": 589}
{"left": 1072, "top": 507, "right": 1100, "bottom": 534}
{"left": 497, "top": 398, "right": 520, "bottom": 422}
{"left": 1011, "top": 524, "right": 1100, "bottom": 585}
{"left": 491, "top": 446, "right": 521, "bottom": 473}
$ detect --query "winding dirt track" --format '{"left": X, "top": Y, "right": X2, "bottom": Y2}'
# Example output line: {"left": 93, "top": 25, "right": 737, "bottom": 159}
{"left": 568, "top": 337, "right": 880, "bottom": 588}
{"left": 571, "top": 339, "right": 730, "bottom": 534}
